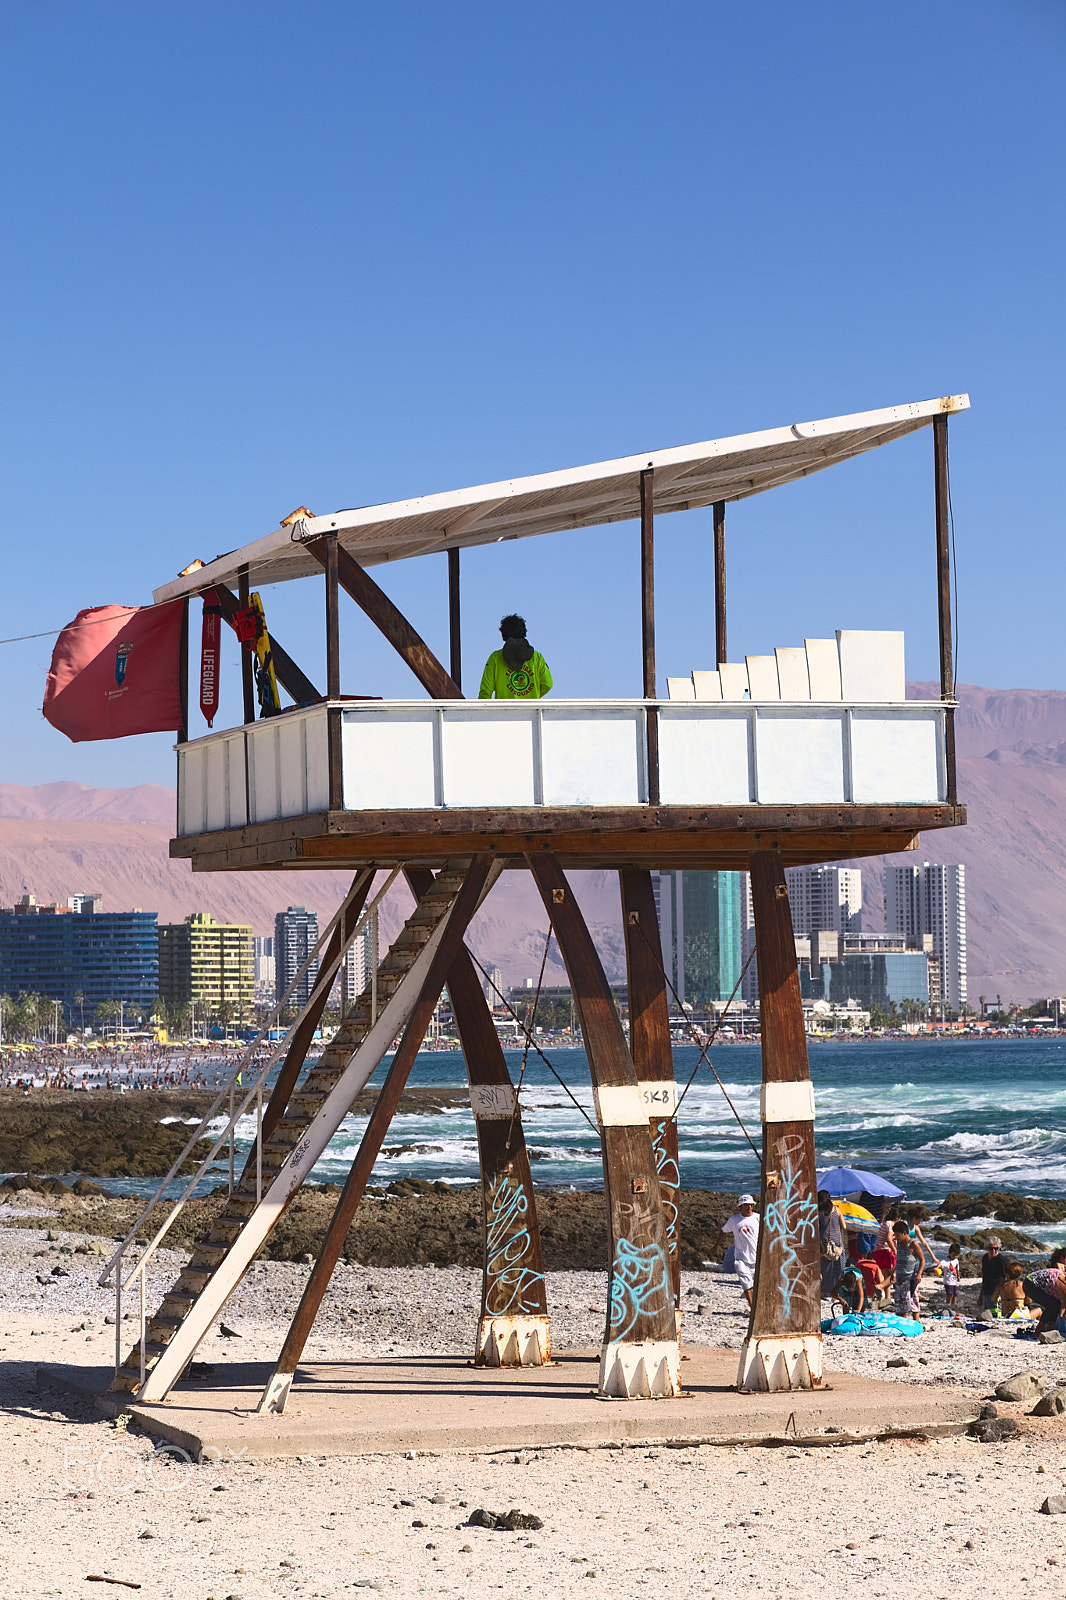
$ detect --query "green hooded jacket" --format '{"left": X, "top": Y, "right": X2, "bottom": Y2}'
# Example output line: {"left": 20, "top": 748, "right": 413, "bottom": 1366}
{"left": 478, "top": 638, "right": 553, "bottom": 700}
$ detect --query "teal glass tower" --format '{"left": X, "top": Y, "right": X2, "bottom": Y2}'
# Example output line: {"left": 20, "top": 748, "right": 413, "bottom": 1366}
{"left": 652, "top": 871, "right": 742, "bottom": 1007}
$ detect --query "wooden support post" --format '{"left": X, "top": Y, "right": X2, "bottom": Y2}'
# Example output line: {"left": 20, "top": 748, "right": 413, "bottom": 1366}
{"left": 620, "top": 869, "right": 680, "bottom": 1309}
{"left": 738, "top": 850, "right": 822, "bottom": 1392}
{"left": 260, "top": 856, "right": 495, "bottom": 1414}
{"left": 176, "top": 599, "right": 189, "bottom": 744}
{"left": 237, "top": 565, "right": 256, "bottom": 725}
{"left": 528, "top": 851, "right": 679, "bottom": 1398}
{"left": 640, "top": 468, "right": 660, "bottom": 806}
{"left": 306, "top": 538, "right": 462, "bottom": 700}
{"left": 408, "top": 868, "right": 548, "bottom": 1367}
{"left": 713, "top": 501, "right": 727, "bottom": 667}
{"left": 933, "top": 416, "right": 957, "bottom": 804}
{"left": 323, "top": 532, "right": 344, "bottom": 810}
{"left": 214, "top": 579, "right": 322, "bottom": 709}
{"left": 447, "top": 547, "right": 462, "bottom": 694}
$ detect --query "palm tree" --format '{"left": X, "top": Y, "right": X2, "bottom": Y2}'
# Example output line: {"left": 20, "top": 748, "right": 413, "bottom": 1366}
{"left": 95, "top": 999, "right": 121, "bottom": 1037}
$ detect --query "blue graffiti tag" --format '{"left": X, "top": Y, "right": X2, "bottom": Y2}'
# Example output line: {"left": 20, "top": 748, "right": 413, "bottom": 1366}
{"left": 608, "top": 1235, "right": 670, "bottom": 1342}
{"left": 650, "top": 1120, "right": 679, "bottom": 1257}
{"left": 484, "top": 1174, "right": 545, "bottom": 1315}
{"left": 762, "top": 1145, "right": 819, "bottom": 1321}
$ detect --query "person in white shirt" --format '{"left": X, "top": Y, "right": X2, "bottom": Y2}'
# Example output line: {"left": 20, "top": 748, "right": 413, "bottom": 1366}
{"left": 714, "top": 1193, "right": 760, "bottom": 1306}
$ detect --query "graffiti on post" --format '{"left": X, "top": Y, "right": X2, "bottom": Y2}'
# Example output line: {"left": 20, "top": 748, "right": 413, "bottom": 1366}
{"left": 483, "top": 1173, "right": 544, "bottom": 1316}
{"left": 650, "top": 1119, "right": 679, "bottom": 1260}
{"left": 762, "top": 1133, "right": 819, "bottom": 1323}
{"left": 608, "top": 1236, "right": 670, "bottom": 1342}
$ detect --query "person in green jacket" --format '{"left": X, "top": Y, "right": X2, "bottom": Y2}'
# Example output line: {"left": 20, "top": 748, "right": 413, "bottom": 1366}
{"left": 478, "top": 614, "right": 553, "bottom": 700}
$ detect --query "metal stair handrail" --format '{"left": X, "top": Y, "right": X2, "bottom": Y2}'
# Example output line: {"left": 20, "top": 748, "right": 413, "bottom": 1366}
{"left": 98, "top": 866, "right": 398, "bottom": 1300}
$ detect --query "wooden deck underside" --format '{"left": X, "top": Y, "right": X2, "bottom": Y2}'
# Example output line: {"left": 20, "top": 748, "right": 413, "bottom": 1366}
{"left": 171, "top": 802, "right": 965, "bottom": 872}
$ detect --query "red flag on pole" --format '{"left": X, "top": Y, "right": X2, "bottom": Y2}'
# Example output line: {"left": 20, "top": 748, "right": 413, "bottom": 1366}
{"left": 42, "top": 601, "right": 186, "bottom": 743}
{"left": 200, "top": 593, "right": 221, "bottom": 727}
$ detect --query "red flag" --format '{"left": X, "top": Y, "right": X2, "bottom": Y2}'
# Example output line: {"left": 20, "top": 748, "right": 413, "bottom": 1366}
{"left": 42, "top": 601, "right": 185, "bottom": 743}
{"left": 200, "top": 593, "right": 221, "bottom": 727}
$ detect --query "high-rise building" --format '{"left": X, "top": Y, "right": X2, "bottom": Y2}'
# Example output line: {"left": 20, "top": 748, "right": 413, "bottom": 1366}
{"left": 652, "top": 871, "right": 742, "bottom": 1008}
{"left": 274, "top": 906, "right": 320, "bottom": 1008}
{"left": 339, "top": 920, "right": 376, "bottom": 1012}
{"left": 784, "top": 866, "right": 863, "bottom": 938}
{"left": 0, "top": 894, "right": 158, "bottom": 1024}
{"left": 885, "top": 862, "right": 967, "bottom": 1015}
{"left": 158, "top": 913, "right": 254, "bottom": 1017}
{"left": 253, "top": 935, "right": 275, "bottom": 990}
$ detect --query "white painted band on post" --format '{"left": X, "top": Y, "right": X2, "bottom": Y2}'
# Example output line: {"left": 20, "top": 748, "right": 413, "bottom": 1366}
{"left": 760, "top": 1079, "right": 816, "bottom": 1123}
{"left": 639, "top": 1080, "right": 679, "bottom": 1116}
{"left": 468, "top": 1084, "right": 518, "bottom": 1120}
{"left": 593, "top": 1084, "right": 648, "bottom": 1127}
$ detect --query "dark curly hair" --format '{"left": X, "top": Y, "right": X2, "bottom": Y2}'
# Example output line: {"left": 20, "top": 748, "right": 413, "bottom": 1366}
{"left": 499, "top": 614, "right": 527, "bottom": 639}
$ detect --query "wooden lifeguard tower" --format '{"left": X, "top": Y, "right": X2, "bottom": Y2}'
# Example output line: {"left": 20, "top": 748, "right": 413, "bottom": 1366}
{"left": 103, "top": 394, "right": 967, "bottom": 1410}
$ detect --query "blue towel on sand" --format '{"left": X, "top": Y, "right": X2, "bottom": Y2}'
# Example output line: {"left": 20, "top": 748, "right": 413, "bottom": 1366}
{"left": 821, "top": 1312, "right": 922, "bottom": 1337}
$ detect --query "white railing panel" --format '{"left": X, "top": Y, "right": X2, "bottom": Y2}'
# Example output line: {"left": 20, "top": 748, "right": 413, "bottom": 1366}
{"left": 540, "top": 707, "right": 644, "bottom": 805}
{"left": 305, "top": 710, "right": 329, "bottom": 813}
{"left": 278, "top": 716, "right": 308, "bottom": 817}
{"left": 249, "top": 722, "right": 280, "bottom": 823}
{"left": 755, "top": 712, "right": 846, "bottom": 804}
{"left": 658, "top": 710, "right": 751, "bottom": 805}
{"left": 204, "top": 736, "right": 229, "bottom": 833}
{"left": 226, "top": 734, "right": 248, "bottom": 827}
{"left": 342, "top": 709, "right": 438, "bottom": 810}
{"left": 441, "top": 709, "right": 536, "bottom": 807}
{"left": 850, "top": 712, "right": 942, "bottom": 803}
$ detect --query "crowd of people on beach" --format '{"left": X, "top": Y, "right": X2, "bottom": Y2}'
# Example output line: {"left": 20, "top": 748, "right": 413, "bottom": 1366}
{"left": 712, "top": 1192, "right": 1066, "bottom": 1336}
{"left": 0, "top": 1043, "right": 266, "bottom": 1094}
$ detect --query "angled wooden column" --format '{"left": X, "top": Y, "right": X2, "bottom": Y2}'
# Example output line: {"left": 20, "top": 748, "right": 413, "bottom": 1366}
{"left": 408, "top": 868, "right": 547, "bottom": 1366}
{"left": 306, "top": 538, "right": 462, "bottom": 700}
{"left": 212, "top": 579, "right": 322, "bottom": 708}
{"left": 259, "top": 856, "right": 497, "bottom": 1415}
{"left": 620, "top": 869, "right": 680, "bottom": 1308}
{"left": 528, "top": 851, "right": 679, "bottom": 1399}
{"left": 739, "top": 849, "right": 822, "bottom": 1392}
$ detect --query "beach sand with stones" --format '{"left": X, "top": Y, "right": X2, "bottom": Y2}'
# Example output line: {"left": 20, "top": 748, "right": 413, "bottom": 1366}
{"left": 2, "top": 1206, "right": 1066, "bottom": 1597}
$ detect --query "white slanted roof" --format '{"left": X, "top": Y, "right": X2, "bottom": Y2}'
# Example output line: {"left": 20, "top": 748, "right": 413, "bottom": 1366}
{"left": 154, "top": 394, "right": 969, "bottom": 604}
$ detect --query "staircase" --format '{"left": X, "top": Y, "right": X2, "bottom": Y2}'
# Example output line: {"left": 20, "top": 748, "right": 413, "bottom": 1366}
{"left": 111, "top": 861, "right": 474, "bottom": 1401}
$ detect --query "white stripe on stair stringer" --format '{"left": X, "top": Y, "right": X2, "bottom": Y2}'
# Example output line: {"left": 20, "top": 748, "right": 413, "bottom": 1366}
{"left": 136, "top": 860, "right": 504, "bottom": 1403}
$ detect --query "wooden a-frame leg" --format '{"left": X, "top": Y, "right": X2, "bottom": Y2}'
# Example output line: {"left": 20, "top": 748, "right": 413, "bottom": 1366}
{"left": 620, "top": 869, "right": 681, "bottom": 1313}
{"left": 737, "top": 850, "right": 823, "bottom": 1393}
{"left": 259, "top": 856, "right": 496, "bottom": 1416}
{"left": 528, "top": 852, "right": 679, "bottom": 1400}
{"left": 407, "top": 869, "right": 549, "bottom": 1368}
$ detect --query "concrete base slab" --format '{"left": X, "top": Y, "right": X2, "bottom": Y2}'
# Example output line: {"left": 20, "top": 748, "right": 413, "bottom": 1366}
{"left": 37, "top": 1348, "right": 981, "bottom": 1462}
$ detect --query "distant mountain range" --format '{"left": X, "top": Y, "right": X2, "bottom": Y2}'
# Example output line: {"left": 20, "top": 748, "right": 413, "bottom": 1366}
{"left": 2, "top": 681, "right": 1064, "bottom": 1001}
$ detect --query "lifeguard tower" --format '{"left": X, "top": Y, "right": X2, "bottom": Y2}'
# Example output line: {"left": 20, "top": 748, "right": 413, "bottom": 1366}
{"left": 103, "top": 394, "right": 967, "bottom": 1411}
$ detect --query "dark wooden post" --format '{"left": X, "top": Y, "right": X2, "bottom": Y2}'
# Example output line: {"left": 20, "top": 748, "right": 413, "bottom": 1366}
{"left": 740, "top": 850, "right": 822, "bottom": 1391}
{"left": 528, "top": 851, "right": 678, "bottom": 1398}
{"left": 640, "top": 468, "right": 660, "bottom": 806}
{"left": 447, "top": 547, "right": 462, "bottom": 694}
{"left": 176, "top": 599, "right": 189, "bottom": 744}
{"left": 406, "top": 869, "right": 548, "bottom": 1365}
{"left": 237, "top": 564, "right": 256, "bottom": 725}
{"left": 933, "top": 416, "right": 956, "bottom": 804}
{"left": 620, "top": 869, "right": 680, "bottom": 1307}
{"left": 260, "top": 857, "right": 495, "bottom": 1414}
{"left": 713, "top": 500, "right": 727, "bottom": 666}
{"left": 323, "top": 532, "right": 344, "bottom": 810}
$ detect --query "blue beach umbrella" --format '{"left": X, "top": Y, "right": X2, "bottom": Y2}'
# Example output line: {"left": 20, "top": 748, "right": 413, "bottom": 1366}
{"left": 816, "top": 1165, "right": 905, "bottom": 1199}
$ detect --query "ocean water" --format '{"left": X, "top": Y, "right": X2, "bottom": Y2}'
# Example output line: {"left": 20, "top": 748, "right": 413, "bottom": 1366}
{"left": 113, "top": 1035, "right": 1066, "bottom": 1217}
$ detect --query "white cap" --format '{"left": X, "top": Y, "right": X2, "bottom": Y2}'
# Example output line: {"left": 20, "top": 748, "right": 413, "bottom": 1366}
{"left": 738, "top": 1193, "right": 755, "bottom": 1206}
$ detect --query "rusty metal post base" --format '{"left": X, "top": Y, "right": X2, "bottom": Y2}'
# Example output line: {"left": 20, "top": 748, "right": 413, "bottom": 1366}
{"left": 475, "top": 1314, "right": 551, "bottom": 1368}
{"left": 736, "top": 1333, "right": 823, "bottom": 1392}
{"left": 598, "top": 1338, "right": 681, "bottom": 1399}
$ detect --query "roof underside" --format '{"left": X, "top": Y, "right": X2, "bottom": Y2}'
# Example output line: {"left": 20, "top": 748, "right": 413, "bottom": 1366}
{"left": 154, "top": 394, "right": 969, "bottom": 604}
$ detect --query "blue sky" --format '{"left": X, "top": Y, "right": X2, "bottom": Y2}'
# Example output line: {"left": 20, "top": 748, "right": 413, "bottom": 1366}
{"left": 2, "top": 0, "right": 1063, "bottom": 787}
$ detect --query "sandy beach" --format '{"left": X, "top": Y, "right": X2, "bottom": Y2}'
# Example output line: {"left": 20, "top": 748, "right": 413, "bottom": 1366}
{"left": 1, "top": 1199, "right": 1065, "bottom": 1600}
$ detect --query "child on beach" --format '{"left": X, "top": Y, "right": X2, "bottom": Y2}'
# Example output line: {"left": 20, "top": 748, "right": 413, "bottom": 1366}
{"left": 893, "top": 1220, "right": 925, "bottom": 1318}
{"left": 941, "top": 1243, "right": 960, "bottom": 1308}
